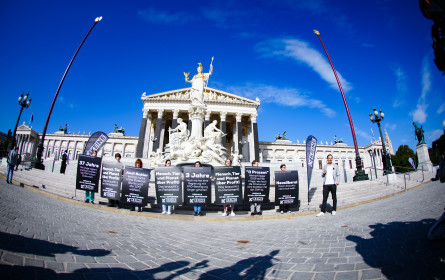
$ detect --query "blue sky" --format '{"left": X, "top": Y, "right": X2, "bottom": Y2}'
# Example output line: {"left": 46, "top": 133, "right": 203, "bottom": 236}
{"left": 1, "top": 0, "right": 444, "bottom": 153}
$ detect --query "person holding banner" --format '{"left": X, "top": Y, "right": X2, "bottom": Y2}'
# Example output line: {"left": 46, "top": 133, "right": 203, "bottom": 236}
{"left": 193, "top": 161, "right": 203, "bottom": 216}
{"left": 161, "top": 159, "right": 173, "bottom": 215}
{"left": 316, "top": 154, "right": 340, "bottom": 217}
{"left": 85, "top": 150, "right": 98, "bottom": 204}
{"left": 222, "top": 158, "right": 236, "bottom": 217}
{"left": 250, "top": 159, "right": 262, "bottom": 216}
{"left": 108, "top": 153, "right": 123, "bottom": 208}
{"left": 277, "top": 164, "right": 291, "bottom": 214}
{"left": 130, "top": 159, "right": 144, "bottom": 212}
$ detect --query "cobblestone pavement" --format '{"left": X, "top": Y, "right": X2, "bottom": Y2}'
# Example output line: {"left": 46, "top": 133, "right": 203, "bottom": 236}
{"left": 0, "top": 179, "right": 444, "bottom": 280}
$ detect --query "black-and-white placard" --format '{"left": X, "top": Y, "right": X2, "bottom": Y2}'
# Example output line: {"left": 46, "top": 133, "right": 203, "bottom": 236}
{"left": 100, "top": 162, "right": 123, "bottom": 200}
{"left": 121, "top": 166, "right": 151, "bottom": 205}
{"left": 183, "top": 166, "right": 211, "bottom": 205}
{"left": 275, "top": 170, "right": 299, "bottom": 206}
{"left": 214, "top": 166, "right": 243, "bottom": 205}
{"left": 76, "top": 154, "right": 102, "bottom": 192}
{"left": 155, "top": 166, "right": 183, "bottom": 206}
{"left": 244, "top": 166, "right": 270, "bottom": 203}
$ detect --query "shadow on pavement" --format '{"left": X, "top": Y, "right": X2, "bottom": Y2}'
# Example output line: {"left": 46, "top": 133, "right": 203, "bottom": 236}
{"left": 0, "top": 232, "right": 110, "bottom": 257}
{"left": 0, "top": 250, "right": 280, "bottom": 279}
{"left": 346, "top": 219, "right": 445, "bottom": 279}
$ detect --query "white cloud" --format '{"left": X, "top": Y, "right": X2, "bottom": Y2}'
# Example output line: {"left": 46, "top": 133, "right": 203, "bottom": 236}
{"left": 225, "top": 83, "right": 336, "bottom": 118}
{"left": 391, "top": 65, "right": 408, "bottom": 108}
{"left": 138, "top": 8, "right": 195, "bottom": 25}
{"left": 384, "top": 123, "right": 397, "bottom": 131}
{"left": 355, "top": 128, "right": 372, "bottom": 142}
{"left": 256, "top": 38, "right": 353, "bottom": 92}
{"left": 428, "top": 129, "right": 443, "bottom": 141}
{"left": 437, "top": 103, "right": 445, "bottom": 114}
{"left": 410, "top": 57, "right": 431, "bottom": 124}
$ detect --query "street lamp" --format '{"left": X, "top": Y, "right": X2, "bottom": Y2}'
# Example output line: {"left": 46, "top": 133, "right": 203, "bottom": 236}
{"left": 8, "top": 92, "right": 31, "bottom": 151}
{"left": 369, "top": 107, "right": 392, "bottom": 174}
{"left": 32, "top": 17, "right": 102, "bottom": 170}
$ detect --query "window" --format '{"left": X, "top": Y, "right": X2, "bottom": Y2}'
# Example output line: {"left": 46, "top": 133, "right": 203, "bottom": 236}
{"left": 349, "top": 160, "right": 352, "bottom": 169}
{"left": 319, "top": 160, "right": 322, "bottom": 169}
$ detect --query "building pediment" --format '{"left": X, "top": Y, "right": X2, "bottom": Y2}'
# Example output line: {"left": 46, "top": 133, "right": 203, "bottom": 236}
{"left": 142, "top": 87, "right": 260, "bottom": 108}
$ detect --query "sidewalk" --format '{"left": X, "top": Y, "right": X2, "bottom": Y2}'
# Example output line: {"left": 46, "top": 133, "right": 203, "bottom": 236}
{"left": 0, "top": 164, "right": 434, "bottom": 221}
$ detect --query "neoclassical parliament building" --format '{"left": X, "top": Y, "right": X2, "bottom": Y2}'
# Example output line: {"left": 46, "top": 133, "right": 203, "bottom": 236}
{"left": 14, "top": 85, "right": 393, "bottom": 179}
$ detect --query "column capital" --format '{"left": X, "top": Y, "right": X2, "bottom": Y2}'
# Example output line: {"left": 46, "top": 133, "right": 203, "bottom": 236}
{"left": 220, "top": 111, "right": 227, "bottom": 121}
{"left": 205, "top": 110, "right": 212, "bottom": 120}
{"left": 143, "top": 109, "right": 149, "bottom": 118}
{"left": 157, "top": 109, "right": 164, "bottom": 118}
{"left": 250, "top": 113, "right": 258, "bottom": 123}
{"left": 173, "top": 109, "right": 180, "bottom": 118}
{"left": 236, "top": 112, "right": 243, "bottom": 122}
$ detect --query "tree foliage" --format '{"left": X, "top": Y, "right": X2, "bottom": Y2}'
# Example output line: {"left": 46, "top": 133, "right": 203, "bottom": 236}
{"left": 390, "top": 145, "right": 417, "bottom": 173}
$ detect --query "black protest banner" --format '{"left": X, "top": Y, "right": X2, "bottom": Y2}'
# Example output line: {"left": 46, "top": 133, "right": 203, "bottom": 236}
{"left": 121, "top": 166, "right": 151, "bottom": 205}
{"left": 76, "top": 154, "right": 102, "bottom": 192}
{"left": 83, "top": 131, "right": 108, "bottom": 156}
{"left": 100, "top": 162, "right": 123, "bottom": 200}
{"left": 275, "top": 170, "right": 299, "bottom": 206}
{"left": 244, "top": 166, "right": 270, "bottom": 203}
{"left": 155, "top": 166, "right": 183, "bottom": 206}
{"left": 214, "top": 166, "right": 243, "bottom": 205}
{"left": 183, "top": 166, "right": 211, "bottom": 205}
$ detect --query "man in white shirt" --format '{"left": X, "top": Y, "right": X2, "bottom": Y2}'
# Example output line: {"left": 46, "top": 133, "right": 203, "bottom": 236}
{"left": 316, "top": 154, "right": 340, "bottom": 217}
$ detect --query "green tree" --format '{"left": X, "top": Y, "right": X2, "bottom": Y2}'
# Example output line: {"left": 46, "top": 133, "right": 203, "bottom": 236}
{"left": 390, "top": 145, "right": 417, "bottom": 173}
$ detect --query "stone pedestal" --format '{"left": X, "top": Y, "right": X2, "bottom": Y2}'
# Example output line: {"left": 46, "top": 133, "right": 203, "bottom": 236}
{"left": 416, "top": 143, "right": 433, "bottom": 172}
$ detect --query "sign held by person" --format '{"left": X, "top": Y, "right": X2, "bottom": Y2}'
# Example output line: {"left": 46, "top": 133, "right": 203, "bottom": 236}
{"left": 155, "top": 166, "right": 183, "bottom": 206}
{"left": 214, "top": 166, "right": 243, "bottom": 205}
{"left": 76, "top": 154, "right": 102, "bottom": 192}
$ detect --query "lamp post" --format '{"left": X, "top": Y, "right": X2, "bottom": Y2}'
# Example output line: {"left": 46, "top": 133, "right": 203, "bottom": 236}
{"left": 369, "top": 107, "right": 392, "bottom": 174}
{"left": 313, "top": 30, "right": 368, "bottom": 181}
{"left": 8, "top": 92, "right": 32, "bottom": 151}
{"left": 32, "top": 17, "right": 102, "bottom": 170}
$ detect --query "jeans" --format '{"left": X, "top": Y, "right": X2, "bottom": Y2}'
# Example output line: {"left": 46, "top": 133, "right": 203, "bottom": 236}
{"left": 85, "top": 191, "right": 95, "bottom": 202}
{"left": 194, "top": 205, "right": 202, "bottom": 213}
{"left": 321, "top": 184, "right": 337, "bottom": 212}
{"left": 162, "top": 204, "right": 173, "bottom": 213}
{"left": 6, "top": 164, "right": 14, "bottom": 182}
{"left": 250, "top": 203, "right": 261, "bottom": 213}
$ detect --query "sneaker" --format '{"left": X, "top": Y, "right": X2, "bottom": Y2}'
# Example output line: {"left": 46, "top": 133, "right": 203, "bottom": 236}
{"left": 230, "top": 212, "right": 236, "bottom": 217}
{"left": 288, "top": 211, "right": 292, "bottom": 214}
{"left": 167, "top": 211, "right": 171, "bottom": 215}
{"left": 332, "top": 211, "right": 336, "bottom": 216}
{"left": 280, "top": 211, "right": 284, "bottom": 214}
{"left": 161, "top": 211, "right": 166, "bottom": 215}
{"left": 251, "top": 212, "right": 255, "bottom": 216}
{"left": 84, "top": 199, "right": 89, "bottom": 203}
{"left": 90, "top": 201, "right": 95, "bottom": 204}
{"left": 257, "top": 212, "right": 262, "bottom": 216}
{"left": 198, "top": 212, "right": 203, "bottom": 216}
{"left": 194, "top": 212, "right": 198, "bottom": 216}
{"left": 222, "top": 212, "right": 227, "bottom": 216}
{"left": 316, "top": 212, "right": 325, "bottom": 217}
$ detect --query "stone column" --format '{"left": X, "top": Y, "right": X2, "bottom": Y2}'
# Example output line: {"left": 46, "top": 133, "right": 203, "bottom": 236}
{"left": 236, "top": 113, "right": 243, "bottom": 158}
{"left": 143, "top": 114, "right": 153, "bottom": 158}
{"left": 251, "top": 113, "right": 259, "bottom": 161}
{"left": 205, "top": 110, "right": 211, "bottom": 128}
{"left": 136, "top": 110, "right": 149, "bottom": 158}
{"left": 172, "top": 109, "right": 179, "bottom": 129}
{"left": 152, "top": 110, "right": 164, "bottom": 153}
{"left": 220, "top": 112, "right": 227, "bottom": 148}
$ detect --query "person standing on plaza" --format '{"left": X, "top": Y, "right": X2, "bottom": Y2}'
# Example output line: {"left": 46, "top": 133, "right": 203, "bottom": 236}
{"left": 130, "top": 158, "right": 144, "bottom": 212}
{"left": 222, "top": 158, "right": 236, "bottom": 217}
{"left": 161, "top": 159, "right": 173, "bottom": 215}
{"left": 316, "top": 154, "right": 340, "bottom": 217}
{"left": 60, "top": 150, "right": 68, "bottom": 174}
{"left": 108, "top": 153, "right": 123, "bottom": 208}
{"left": 85, "top": 150, "right": 97, "bottom": 204}
{"left": 6, "top": 147, "right": 18, "bottom": 184}
{"left": 250, "top": 159, "right": 262, "bottom": 216}
{"left": 193, "top": 161, "right": 203, "bottom": 216}
{"left": 276, "top": 164, "right": 291, "bottom": 214}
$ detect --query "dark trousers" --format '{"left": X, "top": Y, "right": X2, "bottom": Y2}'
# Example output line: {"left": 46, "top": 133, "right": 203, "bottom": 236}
{"left": 321, "top": 184, "right": 337, "bottom": 213}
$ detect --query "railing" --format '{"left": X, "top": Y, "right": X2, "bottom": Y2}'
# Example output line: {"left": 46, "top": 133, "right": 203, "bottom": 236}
{"left": 365, "top": 165, "right": 420, "bottom": 190}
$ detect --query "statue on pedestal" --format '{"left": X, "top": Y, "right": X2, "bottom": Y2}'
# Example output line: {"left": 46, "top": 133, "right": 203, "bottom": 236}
{"left": 184, "top": 59, "right": 213, "bottom": 105}
{"left": 413, "top": 122, "right": 426, "bottom": 145}
{"left": 168, "top": 118, "right": 189, "bottom": 146}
